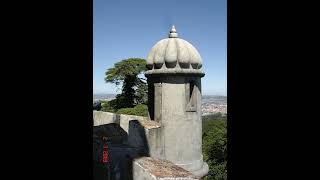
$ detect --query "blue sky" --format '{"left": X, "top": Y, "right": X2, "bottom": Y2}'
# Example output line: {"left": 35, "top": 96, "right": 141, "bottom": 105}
{"left": 93, "top": 0, "right": 226, "bottom": 95}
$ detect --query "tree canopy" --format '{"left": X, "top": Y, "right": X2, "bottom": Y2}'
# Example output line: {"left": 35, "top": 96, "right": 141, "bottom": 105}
{"left": 105, "top": 58, "right": 147, "bottom": 84}
{"left": 202, "top": 116, "right": 227, "bottom": 180}
{"left": 104, "top": 58, "right": 147, "bottom": 109}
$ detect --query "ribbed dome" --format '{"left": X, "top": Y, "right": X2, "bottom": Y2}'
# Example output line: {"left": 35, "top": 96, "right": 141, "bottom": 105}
{"left": 146, "top": 26, "right": 203, "bottom": 75}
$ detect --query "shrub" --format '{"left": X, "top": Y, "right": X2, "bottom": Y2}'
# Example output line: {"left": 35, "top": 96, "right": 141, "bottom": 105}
{"left": 100, "top": 100, "right": 115, "bottom": 113}
{"left": 100, "top": 100, "right": 148, "bottom": 116}
{"left": 116, "top": 104, "right": 148, "bottom": 117}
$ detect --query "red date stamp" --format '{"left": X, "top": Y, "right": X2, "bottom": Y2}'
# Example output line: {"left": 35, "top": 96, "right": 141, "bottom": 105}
{"left": 102, "top": 136, "right": 109, "bottom": 163}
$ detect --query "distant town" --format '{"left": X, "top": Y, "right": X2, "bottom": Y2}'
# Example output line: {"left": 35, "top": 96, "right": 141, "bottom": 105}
{"left": 201, "top": 95, "right": 227, "bottom": 115}
{"left": 94, "top": 94, "right": 227, "bottom": 115}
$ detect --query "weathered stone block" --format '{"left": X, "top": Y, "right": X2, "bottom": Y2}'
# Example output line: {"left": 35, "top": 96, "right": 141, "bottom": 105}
{"left": 133, "top": 157, "right": 200, "bottom": 180}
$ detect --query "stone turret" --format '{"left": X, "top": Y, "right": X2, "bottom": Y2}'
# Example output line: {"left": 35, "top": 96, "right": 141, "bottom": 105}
{"left": 145, "top": 26, "right": 208, "bottom": 178}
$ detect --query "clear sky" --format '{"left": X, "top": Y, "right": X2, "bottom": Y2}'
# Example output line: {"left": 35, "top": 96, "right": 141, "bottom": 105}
{"left": 93, "top": 0, "right": 226, "bottom": 96}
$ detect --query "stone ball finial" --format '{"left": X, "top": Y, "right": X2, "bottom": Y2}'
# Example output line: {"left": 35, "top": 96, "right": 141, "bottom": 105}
{"left": 170, "top": 25, "right": 176, "bottom": 32}
{"left": 169, "top": 25, "right": 178, "bottom": 38}
{"left": 146, "top": 26, "right": 204, "bottom": 76}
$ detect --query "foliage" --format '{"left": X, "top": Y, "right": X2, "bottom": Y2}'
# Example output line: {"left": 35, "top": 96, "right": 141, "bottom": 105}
{"left": 202, "top": 114, "right": 226, "bottom": 135}
{"left": 100, "top": 99, "right": 148, "bottom": 117}
{"left": 111, "top": 94, "right": 133, "bottom": 110}
{"left": 202, "top": 115, "right": 227, "bottom": 180}
{"left": 100, "top": 100, "right": 115, "bottom": 113}
{"left": 202, "top": 112, "right": 222, "bottom": 120}
{"left": 206, "top": 161, "right": 227, "bottom": 180}
{"left": 104, "top": 58, "right": 148, "bottom": 109}
{"left": 116, "top": 104, "right": 148, "bottom": 117}
{"left": 135, "top": 80, "right": 148, "bottom": 105}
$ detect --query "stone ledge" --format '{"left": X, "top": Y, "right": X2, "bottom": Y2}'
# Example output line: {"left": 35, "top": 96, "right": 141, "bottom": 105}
{"left": 136, "top": 119, "right": 161, "bottom": 129}
{"left": 93, "top": 111, "right": 120, "bottom": 126}
{"left": 93, "top": 111, "right": 160, "bottom": 130}
{"left": 133, "top": 157, "right": 199, "bottom": 180}
{"left": 145, "top": 68, "right": 205, "bottom": 77}
{"left": 118, "top": 114, "right": 159, "bottom": 133}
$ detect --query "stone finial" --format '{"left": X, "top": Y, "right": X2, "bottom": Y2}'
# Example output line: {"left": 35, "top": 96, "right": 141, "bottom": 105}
{"left": 169, "top": 25, "right": 178, "bottom": 38}
{"left": 170, "top": 25, "right": 176, "bottom": 33}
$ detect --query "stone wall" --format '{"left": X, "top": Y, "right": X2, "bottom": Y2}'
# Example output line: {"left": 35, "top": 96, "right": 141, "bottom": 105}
{"left": 93, "top": 111, "right": 120, "bottom": 126}
{"left": 93, "top": 111, "right": 148, "bottom": 130}
{"left": 93, "top": 111, "right": 163, "bottom": 158}
{"left": 93, "top": 111, "right": 200, "bottom": 180}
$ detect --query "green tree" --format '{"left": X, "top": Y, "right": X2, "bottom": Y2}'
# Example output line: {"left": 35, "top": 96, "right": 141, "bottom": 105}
{"left": 104, "top": 58, "right": 147, "bottom": 109}
{"left": 203, "top": 117, "right": 227, "bottom": 180}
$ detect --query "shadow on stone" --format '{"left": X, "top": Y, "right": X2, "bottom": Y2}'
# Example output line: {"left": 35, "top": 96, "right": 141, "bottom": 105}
{"left": 93, "top": 120, "right": 149, "bottom": 180}
{"left": 126, "top": 120, "right": 150, "bottom": 180}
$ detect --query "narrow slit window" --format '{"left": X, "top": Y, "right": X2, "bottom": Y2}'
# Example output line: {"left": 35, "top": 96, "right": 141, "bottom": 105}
{"left": 190, "top": 81, "right": 195, "bottom": 108}
{"left": 186, "top": 80, "right": 197, "bottom": 112}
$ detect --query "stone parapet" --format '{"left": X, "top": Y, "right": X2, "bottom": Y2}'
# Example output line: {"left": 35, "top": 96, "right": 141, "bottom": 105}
{"left": 133, "top": 157, "right": 200, "bottom": 180}
{"left": 93, "top": 111, "right": 163, "bottom": 158}
{"left": 93, "top": 111, "right": 120, "bottom": 126}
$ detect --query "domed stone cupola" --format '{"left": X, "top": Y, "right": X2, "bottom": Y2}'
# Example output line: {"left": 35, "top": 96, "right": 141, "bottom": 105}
{"left": 146, "top": 26, "right": 204, "bottom": 76}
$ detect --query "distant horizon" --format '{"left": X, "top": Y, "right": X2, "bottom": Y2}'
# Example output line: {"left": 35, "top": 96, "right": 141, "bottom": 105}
{"left": 93, "top": 80, "right": 227, "bottom": 96}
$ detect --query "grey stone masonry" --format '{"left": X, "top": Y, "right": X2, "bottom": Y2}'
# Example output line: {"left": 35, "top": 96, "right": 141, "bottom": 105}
{"left": 145, "top": 26, "right": 208, "bottom": 178}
